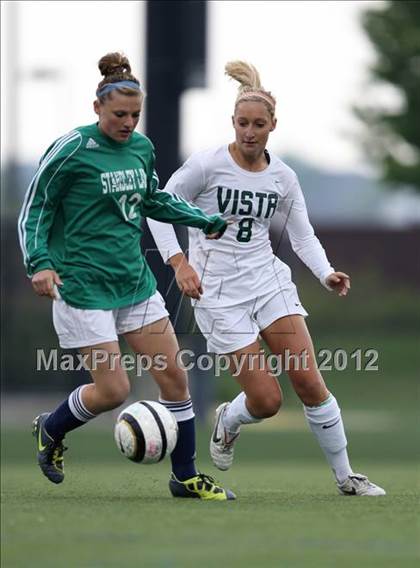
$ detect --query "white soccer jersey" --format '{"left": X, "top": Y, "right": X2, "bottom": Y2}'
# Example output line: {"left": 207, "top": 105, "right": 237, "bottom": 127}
{"left": 147, "top": 145, "right": 334, "bottom": 307}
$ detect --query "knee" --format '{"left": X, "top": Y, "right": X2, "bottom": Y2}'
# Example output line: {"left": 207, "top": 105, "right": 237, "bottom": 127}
{"left": 250, "top": 390, "right": 283, "bottom": 418}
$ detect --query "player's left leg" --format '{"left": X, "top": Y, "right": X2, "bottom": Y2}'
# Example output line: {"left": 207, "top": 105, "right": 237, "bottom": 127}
{"left": 123, "top": 316, "right": 235, "bottom": 501}
{"left": 261, "top": 315, "right": 385, "bottom": 496}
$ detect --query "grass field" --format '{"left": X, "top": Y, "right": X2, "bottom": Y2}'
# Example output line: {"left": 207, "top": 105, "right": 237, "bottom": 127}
{"left": 2, "top": 424, "right": 418, "bottom": 568}
{"left": 2, "top": 316, "right": 419, "bottom": 567}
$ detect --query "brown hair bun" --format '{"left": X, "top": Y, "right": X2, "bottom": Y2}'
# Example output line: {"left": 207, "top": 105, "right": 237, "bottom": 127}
{"left": 98, "top": 53, "right": 132, "bottom": 77}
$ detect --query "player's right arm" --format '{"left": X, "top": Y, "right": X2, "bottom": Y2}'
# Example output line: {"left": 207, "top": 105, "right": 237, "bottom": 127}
{"left": 17, "top": 131, "right": 81, "bottom": 297}
{"left": 147, "top": 154, "right": 204, "bottom": 299}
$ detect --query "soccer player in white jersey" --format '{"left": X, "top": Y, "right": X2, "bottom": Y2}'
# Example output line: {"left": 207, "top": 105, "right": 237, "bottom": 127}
{"left": 147, "top": 61, "right": 385, "bottom": 497}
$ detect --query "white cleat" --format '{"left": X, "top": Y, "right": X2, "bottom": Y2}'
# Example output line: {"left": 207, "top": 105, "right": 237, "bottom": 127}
{"left": 210, "top": 402, "right": 240, "bottom": 471}
{"left": 337, "top": 473, "right": 386, "bottom": 496}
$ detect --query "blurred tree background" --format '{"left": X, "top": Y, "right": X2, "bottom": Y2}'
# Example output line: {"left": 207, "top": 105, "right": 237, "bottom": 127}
{"left": 355, "top": 1, "right": 420, "bottom": 191}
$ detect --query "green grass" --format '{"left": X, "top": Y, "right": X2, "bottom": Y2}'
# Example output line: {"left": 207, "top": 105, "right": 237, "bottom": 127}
{"left": 2, "top": 428, "right": 419, "bottom": 568}
{"left": 2, "top": 321, "right": 418, "bottom": 566}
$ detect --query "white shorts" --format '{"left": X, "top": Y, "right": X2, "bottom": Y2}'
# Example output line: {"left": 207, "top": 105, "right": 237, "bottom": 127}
{"left": 194, "top": 284, "right": 308, "bottom": 354}
{"left": 52, "top": 291, "right": 169, "bottom": 349}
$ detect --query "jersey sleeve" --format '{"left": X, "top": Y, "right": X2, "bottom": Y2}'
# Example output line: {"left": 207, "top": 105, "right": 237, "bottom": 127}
{"left": 17, "top": 131, "right": 81, "bottom": 277}
{"left": 146, "top": 153, "right": 206, "bottom": 263}
{"left": 277, "top": 172, "right": 334, "bottom": 289}
{"left": 143, "top": 154, "right": 226, "bottom": 259}
{"left": 162, "top": 153, "right": 205, "bottom": 201}
{"left": 146, "top": 215, "right": 183, "bottom": 264}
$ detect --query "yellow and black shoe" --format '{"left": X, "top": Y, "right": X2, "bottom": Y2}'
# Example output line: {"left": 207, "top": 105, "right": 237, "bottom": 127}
{"left": 169, "top": 472, "right": 236, "bottom": 500}
{"left": 32, "top": 413, "right": 67, "bottom": 484}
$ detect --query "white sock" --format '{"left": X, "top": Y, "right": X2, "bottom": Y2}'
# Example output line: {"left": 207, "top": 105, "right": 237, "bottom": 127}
{"left": 223, "top": 391, "right": 262, "bottom": 435}
{"left": 303, "top": 393, "right": 353, "bottom": 483}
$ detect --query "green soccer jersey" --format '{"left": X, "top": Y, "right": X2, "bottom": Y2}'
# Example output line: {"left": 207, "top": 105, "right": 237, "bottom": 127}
{"left": 18, "top": 123, "right": 226, "bottom": 309}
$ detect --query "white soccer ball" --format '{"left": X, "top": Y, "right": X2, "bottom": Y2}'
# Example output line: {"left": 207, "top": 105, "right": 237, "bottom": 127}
{"left": 114, "top": 401, "right": 178, "bottom": 464}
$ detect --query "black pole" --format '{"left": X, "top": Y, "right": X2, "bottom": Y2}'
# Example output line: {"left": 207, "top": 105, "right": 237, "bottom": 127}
{"left": 143, "top": 0, "right": 208, "bottom": 313}
{"left": 145, "top": 0, "right": 207, "bottom": 184}
{"left": 144, "top": 1, "right": 213, "bottom": 421}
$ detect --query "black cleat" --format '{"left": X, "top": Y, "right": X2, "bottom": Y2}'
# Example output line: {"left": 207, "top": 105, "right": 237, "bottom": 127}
{"left": 169, "top": 472, "right": 236, "bottom": 500}
{"left": 32, "top": 413, "right": 66, "bottom": 484}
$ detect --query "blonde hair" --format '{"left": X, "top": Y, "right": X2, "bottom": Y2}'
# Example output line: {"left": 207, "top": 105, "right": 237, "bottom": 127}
{"left": 96, "top": 52, "right": 143, "bottom": 103}
{"left": 225, "top": 60, "right": 276, "bottom": 118}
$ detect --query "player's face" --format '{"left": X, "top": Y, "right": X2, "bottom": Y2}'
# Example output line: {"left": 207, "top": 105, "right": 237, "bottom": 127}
{"left": 94, "top": 92, "right": 142, "bottom": 142}
{"left": 232, "top": 101, "right": 276, "bottom": 160}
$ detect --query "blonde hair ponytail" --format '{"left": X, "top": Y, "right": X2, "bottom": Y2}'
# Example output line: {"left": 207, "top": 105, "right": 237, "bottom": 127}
{"left": 225, "top": 61, "right": 262, "bottom": 90}
{"left": 225, "top": 60, "right": 276, "bottom": 117}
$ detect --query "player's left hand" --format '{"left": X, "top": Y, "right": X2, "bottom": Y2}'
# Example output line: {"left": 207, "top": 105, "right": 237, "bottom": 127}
{"left": 325, "top": 271, "right": 351, "bottom": 297}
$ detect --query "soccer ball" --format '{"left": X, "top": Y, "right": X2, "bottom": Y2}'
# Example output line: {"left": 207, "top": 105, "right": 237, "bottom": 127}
{"left": 114, "top": 401, "right": 178, "bottom": 464}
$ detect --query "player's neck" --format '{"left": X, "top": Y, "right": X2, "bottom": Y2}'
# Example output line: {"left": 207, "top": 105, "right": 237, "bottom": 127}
{"left": 228, "top": 143, "right": 268, "bottom": 172}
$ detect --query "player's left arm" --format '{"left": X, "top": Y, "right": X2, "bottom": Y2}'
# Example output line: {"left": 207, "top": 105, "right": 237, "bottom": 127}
{"left": 143, "top": 180, "right": 227, "bottom": 237}
{"left": 141, "top": 152, "right": 226, "bottom": 238}
{"left": 279, "top": 173, "right": 350, "bottom": 295}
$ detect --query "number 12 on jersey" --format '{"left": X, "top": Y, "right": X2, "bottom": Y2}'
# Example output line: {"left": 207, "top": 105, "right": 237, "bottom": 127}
{"left": 119, "top": 193, "right": 142, "bottom": 221}
{"left": 236, "top": 218, "right": 254, "bottom": 242}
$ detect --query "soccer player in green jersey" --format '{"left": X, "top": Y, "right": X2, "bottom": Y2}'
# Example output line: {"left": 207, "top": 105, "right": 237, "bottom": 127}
{"left": 18, "top": 52, "right": 235, "bottom": 500}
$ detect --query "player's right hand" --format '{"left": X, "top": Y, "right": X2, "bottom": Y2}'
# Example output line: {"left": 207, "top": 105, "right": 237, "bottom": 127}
{"left": 31, "top": 269, "right": 63, "bottom": 299}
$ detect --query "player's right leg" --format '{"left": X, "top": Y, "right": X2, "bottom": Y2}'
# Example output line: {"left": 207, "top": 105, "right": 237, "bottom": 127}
{"left": 210, "top": 340, "right": 283, "bottom": 471}
{"left": 194, "top": 302, "right": 282, "bottom": 470}
{"left": 34, "top": 298, "right": 130, "bottom": 483}
{"left": 34, "top": 341, "right": 129, "bottom": 483}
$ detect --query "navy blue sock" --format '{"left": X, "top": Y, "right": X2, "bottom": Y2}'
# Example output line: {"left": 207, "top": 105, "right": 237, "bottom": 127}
{"left": 170, "top": 417, "right": 198, "bottom": 481}
{"left": 44, "top": 385, "right": 96, "bottom": 441}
